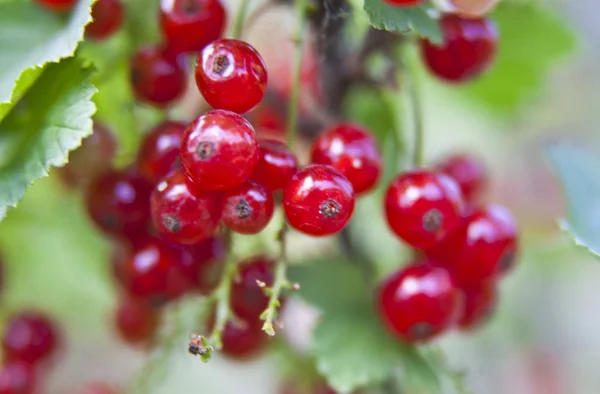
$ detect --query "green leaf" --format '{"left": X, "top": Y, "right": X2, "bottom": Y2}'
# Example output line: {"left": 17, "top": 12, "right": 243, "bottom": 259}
{"left": 0, "top": 58, "right": 96, "bottom": 219}
{"left": 0, "top": 0, "right": 94, "bottom": 104}
{"left": 0, "top": 67, "right": 43, "bottom": 123}
{"left": 363, "top": 0, "right": 441, "bottom": 44}
{"left": 545, "top": 144, "right": 600, "bottom": 259}
{"left": 459, "top": 2, "right": 577, "bottom": 113}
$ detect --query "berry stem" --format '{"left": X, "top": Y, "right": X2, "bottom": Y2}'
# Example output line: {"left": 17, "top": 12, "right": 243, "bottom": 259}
{"left": 404, "top": 42, "right": 424, "bottom": 168}
{"left": 232, "top": 0, "right": 250, "bottom": 39}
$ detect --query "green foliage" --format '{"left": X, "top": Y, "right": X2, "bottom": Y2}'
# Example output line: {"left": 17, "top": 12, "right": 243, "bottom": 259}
{"left": 0, "top": 58, "right": 96, "bottom": 219}
{"left": 363, "top": 0, "right": 442, "bottom": 44}
{"left": 545, "top": 144, "right": 600, "bottom": 259}
{"left": 0, "top": 0, "right": 94, "bottom": 103}
{"left": 458, "top": 2, "right": 577, "bottom": 114}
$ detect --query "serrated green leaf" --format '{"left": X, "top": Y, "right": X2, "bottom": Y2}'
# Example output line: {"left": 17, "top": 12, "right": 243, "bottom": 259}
{"left": 459, "top": 2, "right": 576, "bottom": 113}
{"left": 0, "top": 67, "right": 43, "bottom": 123}
{"left": 0, "top": 58, "right": 96, "bottom": 220}
{"left": 363, "top": 0, "right": 441, "bottom": 44}
{"left": 545, "top": 144, "right": 600, "bottom": 259}
{"left": 0, "top": 0, "right": 94, "bottom": 104}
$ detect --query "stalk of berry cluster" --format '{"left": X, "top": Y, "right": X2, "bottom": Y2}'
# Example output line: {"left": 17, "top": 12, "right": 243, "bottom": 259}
{"left": 260, "top": 0, "right": 308, "bottom": 336}
{"left": 403, "top": 40, "right": 425, "bottom": 168}
{"left": 232, "top": 0, "right": 250, "bottom": 39}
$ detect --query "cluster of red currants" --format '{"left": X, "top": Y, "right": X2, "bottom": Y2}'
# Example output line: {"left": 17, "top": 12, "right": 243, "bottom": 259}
{"left": 0, "top": 311, "right": 59, "bottom": 394}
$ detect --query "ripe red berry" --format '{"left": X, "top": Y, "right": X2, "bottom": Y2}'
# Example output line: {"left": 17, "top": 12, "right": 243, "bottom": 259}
{"left": 219, "top": 318, "right": 267, "bottom": 359}
{"left": 251, "top": 139, "right": 298, "bottom": 191}
{"left": 420, "top": 15, "right": 498, "bottom": 82}
{"left": 283, "top": 165, "right": 355, "bottom": 236}
{"left": 76, "top": 383, "right": 118, "bottom": 394}
{"left": 311, "top": 123, "right": 382, "bottom": 195}
{"left": 383, "top": 0, "right": 424, "bottom": 7}
{"left": 137, "top": 121, "right": 187, "bottom": 185}
{"left": 2, "top": 311, "right": 59, "bottom": 365}
{"left": 427, "top": 204, "right": 518, "bottom": 287}
{"left": 195, "top": 39, "right": 268, "bottom": 114}
{"left": 378, "top": 263, "right": 462, "bottom": 342}
{"left": 180, "top": 110, "right": 259, "bottom": 191}
{"left": 115, "top": 296, "right": 160, "bottom": 345}
{"left": 35, "top": 0, "right": 76, "bottom": 12}
{"left": 85, "top": 0, "right": 124, "bottom": 40}
{"left": 160, "top": 0, "right": 226, "bottom": 54}
{"left": 151, "top": 171, "right": 222, "bottom": 245}
{"left": 178, "top": 237, "right": 226, "bottom": 294}
{"left": 86, "top": 170, "right": 152, "bottom": 237}
{"left": 458, "top": 281, "right": 498, "bottom": 330}
{"left": 130, "top": 45, "right": 187, "bottom": 106}
{"left": 252, "top": 105, "right": 285, "bottom": 135}
{"left": 230, "top": 257, "right": 275, "bottom": 320}
{"left": 436, "top": 153, "right": 486, "bottom": 204}
{"left": 222, "top": 181, "right": 274, "bottom": 234}
{"left": 0, "top": 361, "right": 36, "bottom": 394}
{"left": 58, "top": 122, "right": 117, "bottom": 188}
{"left": 385, "top": 169, "right": 465, "bottom": 249}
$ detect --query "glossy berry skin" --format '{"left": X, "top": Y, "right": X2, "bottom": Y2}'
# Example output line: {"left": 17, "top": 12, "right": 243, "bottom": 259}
{"left": 218, "top": 317, "right": 267, "bottom": 359}
{"left": 138, "top": 121, "right": 187, "bottom": 185}
{"left": 151, "top": 171, "right": 222, "bottom": 244}
{"left": 432, "top": 0, "right": 500, "bottom": 18}
{"left": 437, "top": 153, "right": 486, "bottom": 204}
{"left": 230, "top": 257, "right": 275, "bottom": 320}
{"left": 77, "top": 383, "right": 118, "bottom": 394}
{"left": 86, "top": 170, "right": 152, "bottom": 237}
{"left": 195, "top": 39, "right": 268, "bottom": 114}
{"left": 115, "top": 296, "right": 159, "bottom": 345}
{"left": 2, "top": 311, "right": 59, "bottom": 365}
{"left": 180, "top": 110, "right": 259, "bottom": 191}
{"left": 251, "top": 139, "right": 298, "bottom": 191}
{"left": 378, "top": 263, "right": 462, "bottom": 342}
{"left": 222, "top": 181, "right": 274, "bottom": 234}
{"left": 35, "top": 0, "right": 76, "bottom": 12}
{"left": 59, "top": 122, "right": 117, "bottom": 188}
{"left": 420, "top": 15, "right": 498, "bottom": 82}
{"left": 283, "top": 165, "right": 355, "bottom": 236}
{"left": 311, "top": 123, "right": 382, "bottom": 195}
{"left": 178, "top": 237, "right": 226, "bottom": 294}
{"left": 85, "top": 0, "right": 124, "bottom": 40}
{"left": 130, "top": 45, "right": 187, "bottom": 106}
{"left": 160, "top": 0, "right": 226, "bottom": 54}
{"left": 458, "top": 281, "right": 498, "bottom": 330}
{"left": 385, "top": 170, "right": 465, "bottom": 249}
{"left": 427, "top": 204, "right": 518, "bottom": 287}
{"left": 0, "top": 361, "right": 36, "bottom": 394}
{"left": 383, "top": 0, "right": 424, "bottom": 7}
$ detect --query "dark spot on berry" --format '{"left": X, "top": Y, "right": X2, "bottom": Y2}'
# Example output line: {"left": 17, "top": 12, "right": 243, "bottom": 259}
{"left": 100, "top": 214, "right": 119, "bottom": 230}
{"left": 130, "top": 66, "right": 141, "bottom": 86}
{"left": 181, "top": 0, "right": 199, "bottom": 14}
{"left": 498, "top": 247, "right": 515, "bottom": 273}
{"left": 196, "top": 141, "right": 214, "bottom": 160}
{"left": 319, "top": 199, "right": 341, "bottom": 218}
{"left": 408, "top": 322, "right": 434, "bottom": 339}
{"left": 162, "top": 215, "right": 181, "bottom": 233}
{"left": 422, "top": 208, "right": 442, "bottom": 232}
{"left": 236, "top": 199, "right": 252, "bottom": 219}
{"left": 212, "top": 55, "right": 230, "bottom": 74}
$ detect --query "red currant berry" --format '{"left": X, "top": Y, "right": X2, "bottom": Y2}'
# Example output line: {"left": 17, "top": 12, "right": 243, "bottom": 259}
{"left": 217, "top": 317, "right": 267, "bottom": 359}
{"left": 180, "top": 110, "right": 259, "bottom": 191}
{"left": 86, "top": 170, "right": 152, "bottom": 237}
{"left": 427, "top": 204, "right": 518, "bottom": 287}
{"left": 85, "top": 0, "right": 124, "bottom": 40}
{"left": 222, "top": 181, "right": 274, "bottom": 234}
{"left": 311, "top": 123, "right": 382, "bottom": 195}
{"left": 0, "top": 361, "right": 36, "bottom": 394}
{"left": 378, "top": 263, "right": 462, "bottom": 342}
{"left": 230, "top": 257, "right": 275, "bottom": 320}
{"left": 160, "top": 0, "right": 226, "bottom": 54}
{"left": 436, "top": 153, "right": 486, "bottom": 204}
{"left": 138, "top": 121, "right": 187, "bottom": 185}
{"left": 76, "top": 383, "right": 118, "bottom": 394}
{"left": 2, "top": 311, "right": 59, "bottom": 365}
{"left": 151, "top": 171, "right": 222, "bottom": 245}
{"left": 178, "top": 237, "right": 226, "bottom": 294}
{"left": 58, "top": 122, "right": 117, "bottom": 188}
{"left": 115, "top": 296, "right": 160, "bottom": 345}
{"left": 420, "top": 15, "right": 498, "bottom": 82}
{"left": 383, "top": 0, "right": 424, "bottom": 7}
{"left": 385, "top": 169, "right": 465, "bottom": 249}
{"left": 130, "top": 45, "right": 187, "bottom": 106}
{"left": 195, "top": 39, "right": 268, "bottom": 114}
{"left": 252, "top": 105, "right": 285, "bottom": 135}
{"left": 35, "top": 0, "right": 76, "bottom": 12}
{"left": 283, "top": 165, "right": 355, "bottom": 236}
{"left": 458, "top": 281, "right": 498, "bottom": 330}
{"left": 251, "top": 139, "right": 298, "bottom": 191}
